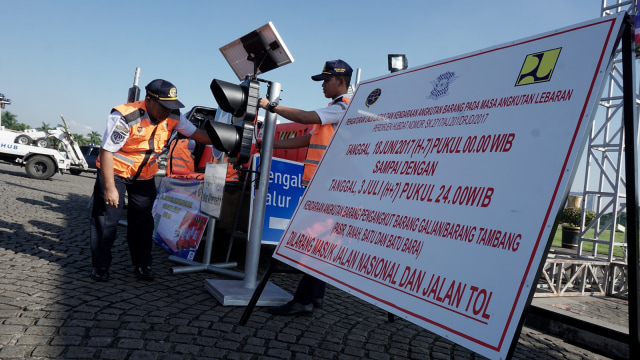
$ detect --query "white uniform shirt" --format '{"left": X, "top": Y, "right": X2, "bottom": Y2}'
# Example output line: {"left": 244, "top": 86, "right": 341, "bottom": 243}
{"left": 101, "top": 110, "right": 197, "bottom": 152}
{"left": 314, "top": 93, "right": 350, "bottom": 125}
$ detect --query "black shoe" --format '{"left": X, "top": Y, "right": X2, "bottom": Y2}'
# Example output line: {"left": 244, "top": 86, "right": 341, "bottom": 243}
{"left": 267, "top": 300, "right": 313, "bottom": 316}
{"left": 312, "top": 298, "right": 324, "bottom": 309}
{"left": 91, "top": 267, "right": 110, "bottom": 282}
{"left": 134, "top": 265, "right": 155, "bottom": 281}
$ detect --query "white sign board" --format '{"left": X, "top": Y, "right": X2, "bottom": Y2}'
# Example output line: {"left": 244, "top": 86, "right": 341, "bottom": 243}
{"left": 272, "top": 14, "right": 623, "bottom": 359}
{"left": 200, "top": 162, "right": 227, "bottom": 218}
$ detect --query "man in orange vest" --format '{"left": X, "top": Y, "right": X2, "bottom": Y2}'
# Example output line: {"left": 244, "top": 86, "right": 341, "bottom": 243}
{"left": 257, "top": 59, "right": 352, "bottom": 316}
{"left": 90, "top": 79, "right": 213, "bottom": 282}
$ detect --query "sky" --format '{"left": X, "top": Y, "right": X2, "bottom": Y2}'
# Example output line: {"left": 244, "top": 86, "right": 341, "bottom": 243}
{"left": 1, "top": 0, "right": 605, "bottom": 135}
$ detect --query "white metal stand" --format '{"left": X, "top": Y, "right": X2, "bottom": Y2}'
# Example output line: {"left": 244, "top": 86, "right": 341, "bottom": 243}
{"left": 169, "top": 217, "right": 243, "bottom": 278}
{"left": 205, "top": 81, "right": 292, "bottom": 306}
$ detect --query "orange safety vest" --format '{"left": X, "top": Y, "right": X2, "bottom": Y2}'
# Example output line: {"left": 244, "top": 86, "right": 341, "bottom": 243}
{"left": 193, "top": 145, "right": 240, "bottom": 182}
{"left": 226, "top": 163, "right": 241, "bottom": 182}
{"left": 215, "top": 141, "right": 259, "bottom": 183}
{"left": 97, "top": 101, "right": 181, "bottom": 180}
{"left": 210, "top": 157, "right": 242, "bottom": 182}
{"left": 302, "top": 97, "right": 350, "bottom": 186}
{"left": 166, "top": 137, "right": 207, "bottom": 180}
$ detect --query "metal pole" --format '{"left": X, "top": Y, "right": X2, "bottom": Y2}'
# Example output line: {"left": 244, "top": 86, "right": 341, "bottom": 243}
{"left": 128, "top": 67, "right": 141, "bottom": 103}
{"left": 168, "top": 217, "right": 242, "bottom": 276}
{"left": 133, "top": 67, "right": 140, "bottom": 87}
{"left": 201, "top": 218, "right": 215, "bottom": 265}
{"left": 621, "top": 13, "right": 640, "bottom": 356}
{"left": 243, "top": 81, "right": 281, "bottom": 289}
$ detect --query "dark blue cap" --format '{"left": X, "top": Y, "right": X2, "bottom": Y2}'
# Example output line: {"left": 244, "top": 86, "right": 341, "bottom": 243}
{"left": 145, "top": 79, "right": 185, "bottom": 109}
{"left": 311, "top": 59, "right": 353, "bottom": 81}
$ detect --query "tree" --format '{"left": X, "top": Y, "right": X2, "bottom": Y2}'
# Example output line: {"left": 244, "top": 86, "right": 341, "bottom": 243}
{"left": 1, "top": 111, "right": 30, "bottom": 131}
{"left": 37, "top": 122, "right": 52, "bottom": 132}
{"left": 73, "top": 133, "right": 88, "bottom": 146}
{"left": 88, "top": 131, "right": 101, "bottom": 145}
{"left": 1, "top": 111, "right": 17, "bottom": 127}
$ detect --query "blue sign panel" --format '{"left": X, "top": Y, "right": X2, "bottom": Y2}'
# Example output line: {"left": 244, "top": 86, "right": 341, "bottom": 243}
{"left": 252, "top": 154, "right": 305, "bottom": 245}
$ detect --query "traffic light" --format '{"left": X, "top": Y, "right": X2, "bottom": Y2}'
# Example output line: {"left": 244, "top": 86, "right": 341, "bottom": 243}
{"left": 204, "top": 118, "right": 254, "bottom": 164}
{"left": 210, "top": 76, "right": 259, "bottom": 123}
{"left": 205, "top": 76, "right": 260, "bottom": 164}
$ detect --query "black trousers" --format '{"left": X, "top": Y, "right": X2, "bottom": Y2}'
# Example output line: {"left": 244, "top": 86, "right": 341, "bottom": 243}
{"left": 90, "top": 172, "right": 157, "bottom": 269}
{"left": 293, "top": 274, "right": 326, "bottom": 305}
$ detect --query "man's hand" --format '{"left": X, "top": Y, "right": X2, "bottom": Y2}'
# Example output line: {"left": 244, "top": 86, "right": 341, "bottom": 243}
{"left": 99, "top": 149, "right": 120, "bottom": 208}
{"left": 257, "top": 98, "right": 321, "bottom": 125}
{"left": 258, "top": 97, "right": 270, "bottom": 111}
{"left": 104, "top": 186, "right": 120, "bottom": 208}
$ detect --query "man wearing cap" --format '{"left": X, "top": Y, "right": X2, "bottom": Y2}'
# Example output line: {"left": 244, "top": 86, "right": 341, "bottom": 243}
{"left": 90, "top": 79, "right": 212, "bottom": 282}
{"left": 257, "top": 59, "right": 352, "bottom": 315}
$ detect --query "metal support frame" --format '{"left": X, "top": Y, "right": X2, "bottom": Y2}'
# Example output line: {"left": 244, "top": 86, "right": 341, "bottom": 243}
{"left": 609, "top": 262, "right": 630, "bottom": 296}
{"left": 581, "top": 2, "right": 639, "bottom": 353}
{"left": 579, "top": 49, "right": 629, "bottom": 261}
{"left": 577, "top": 0, "right": 638, "bottom": 263}
{"left": 204, "top": 81, "right": 292, "bottom": 306}
{"left": 534, "top": 2, "right": 640, "bottom": 355}
{"left": 168, "top": 217, "right": 243, "bottom": 278}
{"left": 620, "top": 12, "right": 640, "bottom": 356}
{"left": 537, "top": 257, "right": 610, "bottom": 297}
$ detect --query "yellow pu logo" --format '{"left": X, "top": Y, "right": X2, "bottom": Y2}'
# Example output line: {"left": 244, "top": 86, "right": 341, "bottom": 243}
{"left": 515, "top": 48, "right": 561, "bottom": 86}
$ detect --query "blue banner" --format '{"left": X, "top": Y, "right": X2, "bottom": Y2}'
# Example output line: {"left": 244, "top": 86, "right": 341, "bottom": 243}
{"left": 252, "top": 154, "right": 305, "bottom": 245}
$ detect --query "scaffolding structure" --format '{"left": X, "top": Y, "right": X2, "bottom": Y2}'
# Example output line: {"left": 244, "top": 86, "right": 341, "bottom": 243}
{"left": 577, "top": 0, "right": 637, "bottom": 268}
{"left": 536, "top": 1, "right": 638, "bottom": 300}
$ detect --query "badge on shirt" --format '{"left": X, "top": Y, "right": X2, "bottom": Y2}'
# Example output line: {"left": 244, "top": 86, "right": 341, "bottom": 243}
{"left": 111, "top": 124, "right": 129, "bottom": 144}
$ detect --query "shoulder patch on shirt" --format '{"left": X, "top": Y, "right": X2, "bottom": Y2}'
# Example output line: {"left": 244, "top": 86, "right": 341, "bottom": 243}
{"left": 115, "top": 124, "right": 129, "bottom": 135}
{"left": 111, "top": 124, "right": 129, "bottom": 144}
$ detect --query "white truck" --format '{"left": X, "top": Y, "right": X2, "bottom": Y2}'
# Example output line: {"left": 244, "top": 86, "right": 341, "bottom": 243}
{"left": 0, "top": 115, "right": 89, "bottom": 180}
{"left": 10, "top": 128, "right": 51, "bottom": 148}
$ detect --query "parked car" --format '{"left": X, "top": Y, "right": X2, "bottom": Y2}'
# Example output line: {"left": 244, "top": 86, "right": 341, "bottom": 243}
{"left": 69, "top": 145, "right": 99, "bottom": 175}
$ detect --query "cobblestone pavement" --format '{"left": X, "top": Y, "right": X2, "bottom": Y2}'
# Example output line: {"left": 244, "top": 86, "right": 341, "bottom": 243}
{"left": 0, "top": 162, "right": 620, "bottom": 359}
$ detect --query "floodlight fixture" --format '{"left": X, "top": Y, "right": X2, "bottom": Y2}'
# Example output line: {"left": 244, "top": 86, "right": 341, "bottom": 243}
{"left": 219, "top": 22, "right": 294, "bottom": 81}
{"left": 388, "top": 54, "right": 408, "bottom": 73}
{"left": 0, "top": 93, "right": 10, "bottom": 109}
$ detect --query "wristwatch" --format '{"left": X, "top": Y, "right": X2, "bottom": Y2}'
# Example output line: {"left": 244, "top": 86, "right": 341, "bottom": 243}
{"left": 267, "top": 102, "right": 278, "bottom": 113}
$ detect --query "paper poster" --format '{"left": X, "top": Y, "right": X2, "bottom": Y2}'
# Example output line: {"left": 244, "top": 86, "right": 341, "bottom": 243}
{"left": 152, "top": 177, "right": 208, "bottom": 260}
{"left": 200, "top": 162, "right": 227, "bottom": 218}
